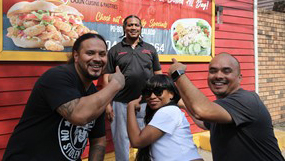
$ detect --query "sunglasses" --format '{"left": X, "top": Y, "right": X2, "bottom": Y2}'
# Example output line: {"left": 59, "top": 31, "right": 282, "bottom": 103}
{"left": 142, "top": 87, "right": 166, "bottom": 97}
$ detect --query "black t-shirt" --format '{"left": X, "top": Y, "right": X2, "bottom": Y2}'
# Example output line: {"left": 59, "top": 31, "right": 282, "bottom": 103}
{"left": 3, "top": 64, "right": 105, "bottom": 161}
{"left": 105, "top": 39, "right": 161, "bottom": 103}
{"left": 204, "top": 88, "right": 284, "bottom": 161}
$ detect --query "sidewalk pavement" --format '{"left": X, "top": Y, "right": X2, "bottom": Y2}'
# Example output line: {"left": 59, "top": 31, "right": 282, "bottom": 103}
{"left": 194, "top": 128, "right": 285, "bottom": 161}
{"left": 194, "top": 128, "right": 285, "bottom": 151}
{"left": 87, "top": 128, "right": 285, "bottom": 161}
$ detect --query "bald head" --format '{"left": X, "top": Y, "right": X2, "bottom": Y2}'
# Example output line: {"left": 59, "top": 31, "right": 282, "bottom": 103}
{"left": 208, "top": 52, "right": 242, "bottom": 98}
{"left": 211, "top": 53, "right": 241, "bottom": 75}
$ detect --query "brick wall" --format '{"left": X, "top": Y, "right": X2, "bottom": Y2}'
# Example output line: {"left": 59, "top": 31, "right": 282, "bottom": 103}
{"left": 258, "top": 9, "right": 285, "bottom": 124}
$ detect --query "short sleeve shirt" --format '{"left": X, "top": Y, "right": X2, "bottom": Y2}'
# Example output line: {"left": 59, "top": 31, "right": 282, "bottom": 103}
{"left": 3, "top": 64, "right": 105, "bottom": 161}
{"left": 149, "top": 105, "right": 201, "bottom": 161}
{"left": 204, "top": 89, "right": 284, "bottom": 161}
{"left": 105, "top": 39, "right": 161, "bottom": 102}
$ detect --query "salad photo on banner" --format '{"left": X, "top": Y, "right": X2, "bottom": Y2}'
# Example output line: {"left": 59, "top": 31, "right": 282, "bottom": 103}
{"left": 171, "top": 18, "right": 211, "bottom": 56}
{"left": 0, "top": 0, "right": 215, "bottom": 62}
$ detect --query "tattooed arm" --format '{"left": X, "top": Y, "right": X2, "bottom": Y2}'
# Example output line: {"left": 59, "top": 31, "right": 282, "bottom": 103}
{"left": 88, "top": 136, "right": 106, "bottom": 161}
{"left": 57, "top": 98, "right": 79, "bottom": 122}
{"left": 56, "top": 66, "right": 125, "bottom": 126}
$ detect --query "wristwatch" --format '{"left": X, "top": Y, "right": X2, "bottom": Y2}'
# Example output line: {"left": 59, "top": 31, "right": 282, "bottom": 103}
{"left": 171, "top": 70, "right": 185, "bottom": 82}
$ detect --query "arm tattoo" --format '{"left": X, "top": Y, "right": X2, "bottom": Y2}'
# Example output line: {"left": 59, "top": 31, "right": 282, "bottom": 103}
{"left": 56, "top": 99, "right": 79, "bottom": 119}
{"left": 89, "top": 145, "right": 106, "bottom": 161}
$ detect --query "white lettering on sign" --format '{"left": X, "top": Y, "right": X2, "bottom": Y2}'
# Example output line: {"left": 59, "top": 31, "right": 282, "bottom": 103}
{"left": 150, "top": 43, "right": 165, "bottom": 53}
{"left": 186, "top": 0, "right": 194, "bottom": 7}
{"left": 152, "top": 0, "right": 184, "bottom": 5}
{"left": 196, "top": 0, "right": 209, "bottom": 10}
{"left": 167, "top": 0, "right": 184, "bottom": 5}
{"left": 142, "top": 28, "right": 156, "bottom": 36}
{"left": 106, "top": 40, "right": 118, "bottom": 50}
{"left": 110, "top": 25, "right": 123, "bottom": 33}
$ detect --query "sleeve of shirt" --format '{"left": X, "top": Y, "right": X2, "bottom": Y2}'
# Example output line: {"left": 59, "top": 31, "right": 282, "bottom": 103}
{"left": 40, "top": 68, "right": 81, "bottom": 111}
{"left": 215, "top": 91, "right": 258, "bottom": 127}
{"left": 105, "top": 46, "right": 116, "bottom": 74}
{"left": 148, "top": 106, "right": 181, "bottom": 135}
{"left": 150, "top": 46, "right": 161, "bottom": 72}
{"left": 89, "top": 112, "right": 106, "bottom": 138}
{"left": 203, "top": 121, "right": 211, "bottom": 129}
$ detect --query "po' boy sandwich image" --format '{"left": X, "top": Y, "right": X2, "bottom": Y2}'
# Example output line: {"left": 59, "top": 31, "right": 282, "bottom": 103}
{"left": 6, "top": 0, "right": 97, "bottom": 51}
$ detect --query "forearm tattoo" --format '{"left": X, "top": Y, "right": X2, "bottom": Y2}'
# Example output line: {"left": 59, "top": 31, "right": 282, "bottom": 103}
{"left": 56, "top": 99, "right": 79, "bottom": 119}
{"left": 89, "top": 145, "right": 106, "bottom": 161}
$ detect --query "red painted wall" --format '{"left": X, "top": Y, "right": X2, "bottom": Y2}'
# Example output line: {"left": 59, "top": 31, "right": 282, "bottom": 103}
{"left": 0, "top": 0, "right": 254, "bottom": 159}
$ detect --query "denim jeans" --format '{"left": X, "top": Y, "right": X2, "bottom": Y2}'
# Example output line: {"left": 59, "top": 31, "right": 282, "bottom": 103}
{"left": 111, "top": 101, "right": 146, "bottom": 161}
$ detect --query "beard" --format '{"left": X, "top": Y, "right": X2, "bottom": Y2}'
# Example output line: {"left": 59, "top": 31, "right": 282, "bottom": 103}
{"left": 85, "top": 72, "right": 100, "bottom": 80}
{"left": 78, "top": 62, "right": 103, "bottom": 80}
{"left": 212, "top": 90, "right": 227, "bottom": 99}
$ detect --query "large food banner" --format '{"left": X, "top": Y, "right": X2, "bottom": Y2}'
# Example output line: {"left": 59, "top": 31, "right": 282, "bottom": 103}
{"left": 0, "top": 0, "right": 214, "bottom": 62}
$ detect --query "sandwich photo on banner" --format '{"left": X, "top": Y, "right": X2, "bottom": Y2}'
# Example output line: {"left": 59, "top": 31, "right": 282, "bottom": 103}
{"left": 6, "top": 0, "right": 97, "bottom": 51}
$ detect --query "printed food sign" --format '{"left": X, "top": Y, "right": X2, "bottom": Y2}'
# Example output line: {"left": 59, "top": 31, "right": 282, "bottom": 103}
{"left": 6, "top": 1, "right": 97, "bottom": 51}
{"left": 0, "top": 0, "right": 215, "bottom": 62}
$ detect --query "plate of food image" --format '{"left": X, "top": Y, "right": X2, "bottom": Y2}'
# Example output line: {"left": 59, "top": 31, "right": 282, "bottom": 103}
{"left": 171, "top": 18, "right": 211, "bottom": 55}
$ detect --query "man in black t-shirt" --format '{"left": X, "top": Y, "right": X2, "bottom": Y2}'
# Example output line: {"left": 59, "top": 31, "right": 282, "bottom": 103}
{"left": 168, "top": 53, "right": 284, "bottom": 161}
{"left": 103, "top": 15, "right": 162, "bottom": 161}
{"left": 3, "top": 33, "right": 125, "bottom": 161}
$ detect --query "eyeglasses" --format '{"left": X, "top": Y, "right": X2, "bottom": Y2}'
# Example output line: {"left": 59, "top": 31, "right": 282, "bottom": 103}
{"left": 142, "top": 87, "right": 165, "bottom": 97}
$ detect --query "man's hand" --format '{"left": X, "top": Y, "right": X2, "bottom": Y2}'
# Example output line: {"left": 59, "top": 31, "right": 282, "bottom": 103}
{"left": 106, "top": 104, "right": 114, "bottom": 122}
{"left": 108, "top": 66, "right": 125, "bottom": 90}
{"left": 168, "top": 58, "right": 187, "bottom": 76}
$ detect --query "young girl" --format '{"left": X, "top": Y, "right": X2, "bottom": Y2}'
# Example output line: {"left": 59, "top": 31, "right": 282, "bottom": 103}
{"left": 127, "top": 74, "right": 203, "bottom": 161}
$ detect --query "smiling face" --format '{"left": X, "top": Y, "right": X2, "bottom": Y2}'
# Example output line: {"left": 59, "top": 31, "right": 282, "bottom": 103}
{"left": 74, "top": 37, "right": 107, "bottom": 81}
{"left": 207, "top": 54, "right": 242, "bottom": 99}
{"left": 144, "top": 88, "right": 174, "bottom": 110}
{"left": 124, "top": 17, "right": 142, "bottom": 41}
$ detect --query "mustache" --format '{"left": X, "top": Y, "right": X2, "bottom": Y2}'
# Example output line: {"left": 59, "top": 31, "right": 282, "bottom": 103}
{"left": 212, "top": 80, "right": 228, "bottom": 84}
{"left": 89, "top": 62, "right": 103, "bottom": 66}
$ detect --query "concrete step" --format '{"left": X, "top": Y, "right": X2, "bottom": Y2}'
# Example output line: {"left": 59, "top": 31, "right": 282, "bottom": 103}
{"left": 194, "top": 128, "right": 285, "bottom": 152}
{"left": 83, "top": 128, "right": 285, "bottom": 161}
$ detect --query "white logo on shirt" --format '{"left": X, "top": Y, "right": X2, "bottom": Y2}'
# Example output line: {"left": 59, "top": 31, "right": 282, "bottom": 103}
{"left": 58, "top": 119, "right": 95, "bottom": 160}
